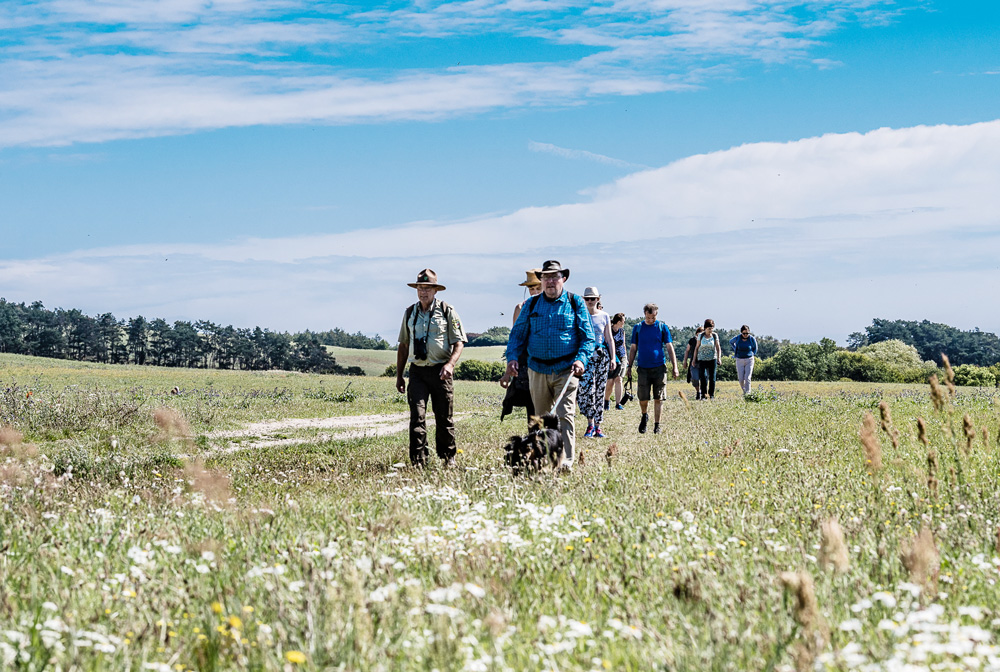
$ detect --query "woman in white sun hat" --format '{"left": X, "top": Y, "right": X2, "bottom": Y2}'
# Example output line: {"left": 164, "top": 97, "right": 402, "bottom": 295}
{"left": 578, "top": 286, "right": 616, "bottom": 438}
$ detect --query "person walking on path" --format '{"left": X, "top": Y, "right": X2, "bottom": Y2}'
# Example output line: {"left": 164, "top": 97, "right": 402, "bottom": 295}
{"left": 730, "top": 325, "right": 758, "bottom": 394}
{"left": 625, "top": 303, "right": 679, "bottom": 434}
{"left": 694, "top": 318, "right": 722, "bottom": 400}
{"left": 396, "top": 269, "right": 468, "bottom": 467}
{"left": 499, "top": 270, "right": 542, "bottom": 421}
{"left": 578, "top": 287, "right": 617, "bottom": 439}
{"left": 683, "top": 326, "right": 705, "bottom": 399}
{"left": 504, "top": 260, "right": 597, "bottom": 473}
{"left": 604, "top": 313, "right": 627, "bottom": 410}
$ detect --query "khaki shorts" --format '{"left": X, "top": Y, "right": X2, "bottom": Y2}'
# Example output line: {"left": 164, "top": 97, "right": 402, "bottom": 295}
{"left": 637, "top": 365, "right": 667, "bottom": 401}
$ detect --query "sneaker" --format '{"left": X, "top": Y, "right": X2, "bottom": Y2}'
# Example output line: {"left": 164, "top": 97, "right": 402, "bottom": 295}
{"left": 604, "top": 399, "right": 610, "bottom": 411}
{"left": 594, "top": 427, "right": 606, "bottom": 438}
{"left": 615, "top": 404, "right": 624, "bottom": 411}
{"left": 583, "top": 425, "right": 595, "bottom": 438}
{"left": 638, "top": 413, "right": 648, "bottom": 434}
{"left": 653, "top": 423, "right": 661, "bottom": 434}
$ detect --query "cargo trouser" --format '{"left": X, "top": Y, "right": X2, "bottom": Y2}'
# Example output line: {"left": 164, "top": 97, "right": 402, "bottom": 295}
{"left": 407, "top": 363, "right": 456, "bottom": 465}
{"left": 528, "top": 367, "right": 580, "bottom": 465}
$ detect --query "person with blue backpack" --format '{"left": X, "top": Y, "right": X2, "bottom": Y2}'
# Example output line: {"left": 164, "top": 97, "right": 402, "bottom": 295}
{"left": 730, "top": 325, "right": 759, "bottom": 394}
{"left": 504, "top": 260, "right": 597, "bottom": 473}
{"left": 625, "top": 303, "right": 679, "bottom": 434}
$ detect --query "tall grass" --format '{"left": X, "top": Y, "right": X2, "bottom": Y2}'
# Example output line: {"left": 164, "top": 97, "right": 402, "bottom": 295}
{"left": 1, "top": 354, "right": 999, "bottom": 670}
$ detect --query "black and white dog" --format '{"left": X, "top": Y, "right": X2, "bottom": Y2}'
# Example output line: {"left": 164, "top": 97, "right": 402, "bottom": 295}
{"left": 503, "top": 414, "right": 564, "bottom": 475}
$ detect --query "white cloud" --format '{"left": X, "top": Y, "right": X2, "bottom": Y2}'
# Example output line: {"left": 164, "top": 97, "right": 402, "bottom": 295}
{"left": 528, "top": 140, "right": 648, "bottom": 168}
{"left": 0, "top": 0, "right": 918, "bottom": 147}
{"left": 2, "top": 120, "right": 998, "bottom": 342}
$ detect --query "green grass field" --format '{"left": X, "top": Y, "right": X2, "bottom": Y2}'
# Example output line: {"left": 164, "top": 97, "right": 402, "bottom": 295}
{"left": 2, "top": 353, "right": 999, "bottom": 670}
{"left": 327, "top": 345, "right": 507, "bottom": 376}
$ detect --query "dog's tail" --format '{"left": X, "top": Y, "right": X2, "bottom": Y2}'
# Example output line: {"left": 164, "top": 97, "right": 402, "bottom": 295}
{"left": 541, "top": 413, "right": 559, "bottom": 430}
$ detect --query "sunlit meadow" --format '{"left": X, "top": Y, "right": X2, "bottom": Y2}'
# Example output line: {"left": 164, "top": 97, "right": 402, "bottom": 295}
{"left": 2, "top": 353, "right": 999, "bottom": 671}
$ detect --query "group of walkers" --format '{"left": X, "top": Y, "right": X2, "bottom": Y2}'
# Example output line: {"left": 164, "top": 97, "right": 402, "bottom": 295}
{"left": 395, "top": 261, "right": 759, "bottom": 472}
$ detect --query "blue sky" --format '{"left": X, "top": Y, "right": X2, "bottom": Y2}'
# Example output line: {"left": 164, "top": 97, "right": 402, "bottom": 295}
{"left": 1, "top": 0, "right": 998, "bottom": 344}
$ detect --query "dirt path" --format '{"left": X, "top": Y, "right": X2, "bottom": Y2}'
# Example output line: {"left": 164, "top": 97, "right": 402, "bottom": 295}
{"left": 202, "top": 412, "right": 466, "bottom": 454}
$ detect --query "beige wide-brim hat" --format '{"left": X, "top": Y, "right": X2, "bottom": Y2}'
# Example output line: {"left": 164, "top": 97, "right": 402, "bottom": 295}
{"left": 407, "top": 268, "right": 446, "bottom": 291}
{"left": 582, "top": 286, "right": 600, "bottom": 298}
{"left": 519, "top": 269, "right": 542, "bottom": 287}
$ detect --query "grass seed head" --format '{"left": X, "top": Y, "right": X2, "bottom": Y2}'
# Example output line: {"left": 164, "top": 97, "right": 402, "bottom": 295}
{"left": 928, "top": 375, "right": 946, "bottom": 412}
{"left": 859, "top": 412, "right": 883, "bottom": 472}
{"left": 996, "top": 526, "right": 1000, "bottom": 556}
{"left": 678, "top": 389, "right": 690, "bottom": 410}
{"left": 819, "top": 518, "right": 849, "bottom": 573}
{"left": 917, "top": 417, "right": 929, "bottom": 447}
{"left": 878, "top": 401, "right": 900, "bottom": 449}
{"left": 0, "top": 426, "right": 23, "bottom": 449}
{"left": 962, "top": 414, "right": 975, "bottom": 454}
{"left": 605, "top": 442, "right": 618, "bottom": 466}
{"left": 941, "top": 354, "right": 956, "bottom": 394}
{"left": 900, "top": 526, "right": 940, "bottom": 586}
{"left": 779, "top": 570, "right": 828, "bottom": 671}
{"left": 183, "top": 460, "right": 233, "bottom": 506}
{"left": 153, "top": 407, "right": 191, "bottom": 441}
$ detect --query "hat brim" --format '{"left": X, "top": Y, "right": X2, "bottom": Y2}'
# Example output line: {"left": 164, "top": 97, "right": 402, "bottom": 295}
{"left": 519, "top": 280, "right": 541, "bottom": 287}
{"left": 408, "top": 282, "right": 446, "bottom": 290}
{"left": 534, "top": 270, "right": 570, "bottom": 280}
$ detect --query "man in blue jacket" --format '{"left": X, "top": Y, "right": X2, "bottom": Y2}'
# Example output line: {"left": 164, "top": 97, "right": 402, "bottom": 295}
{"left": 504, "top": 260, "right": 597, "bottom": 472}
{"left": 626, "top": 303, "right": 679, "bottom": 434}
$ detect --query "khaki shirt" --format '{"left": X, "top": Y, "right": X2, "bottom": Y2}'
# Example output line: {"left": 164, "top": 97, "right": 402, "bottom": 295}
{"left": 398, "top": 299, "right": 467, "bottom": 366}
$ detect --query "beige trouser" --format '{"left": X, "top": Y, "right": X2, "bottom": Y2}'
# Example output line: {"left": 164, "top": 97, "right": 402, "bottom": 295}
{"left": 528, "top": 368, "right": 579, "bottom": 464}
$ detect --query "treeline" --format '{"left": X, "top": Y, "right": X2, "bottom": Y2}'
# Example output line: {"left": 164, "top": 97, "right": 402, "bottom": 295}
{"left": 848, "top": 318, "right": 1000, "bottom": 366}
{"left": 0, "top": 299, "right": 363, "bottom": 375}
{"left": 305, "top": 328, "right": 391, "bottom": 350}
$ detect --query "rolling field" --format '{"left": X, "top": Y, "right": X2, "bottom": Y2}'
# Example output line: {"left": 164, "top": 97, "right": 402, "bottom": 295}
{"left": 1, "top": 353, "right": 999, "bottom": 670}
{"left": 326, "top": 346, "right": 507, "bottom": 376}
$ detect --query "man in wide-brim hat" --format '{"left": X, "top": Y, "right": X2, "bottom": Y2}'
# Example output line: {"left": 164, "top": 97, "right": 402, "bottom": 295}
{"left": 396, "top": 268, "right": 467, "bottom": 467}
{"left": 503, "top": 260, "right": 596, "bottom": 473}
{"left": 499, "top": 269, "right": 543, "bottom": 421}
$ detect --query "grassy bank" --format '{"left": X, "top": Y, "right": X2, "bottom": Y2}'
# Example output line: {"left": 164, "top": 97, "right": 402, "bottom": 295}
{"left": 1, "top": 353, "right": 999, "bottom": 670}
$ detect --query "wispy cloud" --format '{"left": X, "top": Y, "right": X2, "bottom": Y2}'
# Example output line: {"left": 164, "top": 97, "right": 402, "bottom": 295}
{"left": 0, "top": 0, "right": 920, "bottom": 147}
{"left": 528, "top": 140, "right": 648, "bottom": 168}
{"left": 3, "top": 119, "right": 998, "bottom": 341}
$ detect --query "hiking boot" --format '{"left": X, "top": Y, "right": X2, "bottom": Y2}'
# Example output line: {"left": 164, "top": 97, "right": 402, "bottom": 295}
{"left": 594, "top": 427, "right": 606, "bottom": 438}
{"left": 583, "top": 425, "right": 595, "bottom": 438}
{"left": 638, "top": 413, "right": 648, "bottom": 434}
{"left": 604, "top": 399, "right": 610, "bottom": 411}
{"left": 653, "top": 423, "right": 661, "bottom": 434}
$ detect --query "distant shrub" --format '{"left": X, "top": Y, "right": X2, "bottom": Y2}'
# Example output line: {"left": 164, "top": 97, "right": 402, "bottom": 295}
{"left": 467, "top": 326, "right": 510, "bottom": 347}
{"left": 952, "top": 364, "right": 997, "bottom": 387}
{"left": 455, "top": 360, "right": 505, "bottom": 382}
{"left": 382, "top": 364, "right": 396, "bottom": 377}
{"left": 834, "top": 352, "right": 901, "bottom": 383}
{"left": 857, "top": 339, "right": 927, "bottom": 369}
{"left": 716, "top": 358, "right": 737, "bottom": 381}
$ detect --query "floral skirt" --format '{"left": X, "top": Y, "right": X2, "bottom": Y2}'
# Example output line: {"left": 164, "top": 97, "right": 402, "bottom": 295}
{"left": 578, "top": 349, "right": 610, "bottom": 425}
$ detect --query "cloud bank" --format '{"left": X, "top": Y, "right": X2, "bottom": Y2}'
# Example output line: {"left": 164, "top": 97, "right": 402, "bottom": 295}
{"left": 0, "top": 0, "right": 917, "bottom": 147}
{"left": 2, "top": 120, "right": 998, "bottom": 342}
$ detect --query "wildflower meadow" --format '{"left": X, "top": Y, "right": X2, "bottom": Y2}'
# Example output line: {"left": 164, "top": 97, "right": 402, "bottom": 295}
{"left": 1, "top": 353, "right": 999, "bottom": 671}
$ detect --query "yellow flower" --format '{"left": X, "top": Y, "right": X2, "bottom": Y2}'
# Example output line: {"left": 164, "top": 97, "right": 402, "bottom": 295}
{"left": 584, "top": 537, "right": 592, "bottom": 543}
{"left": 211, "top": 602, "right": 223, "bottom": 614}
{"left": 565, "top": 545, "right": 574, "bottom": 551}
{"left": 242, "top": 606, "right": 254, "bottom": 614}
{"left": 286, "top": 651, "right": 307, "bottom": 664}
{"left": 228, "top": 616, "right": 243, "bottom": 630}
